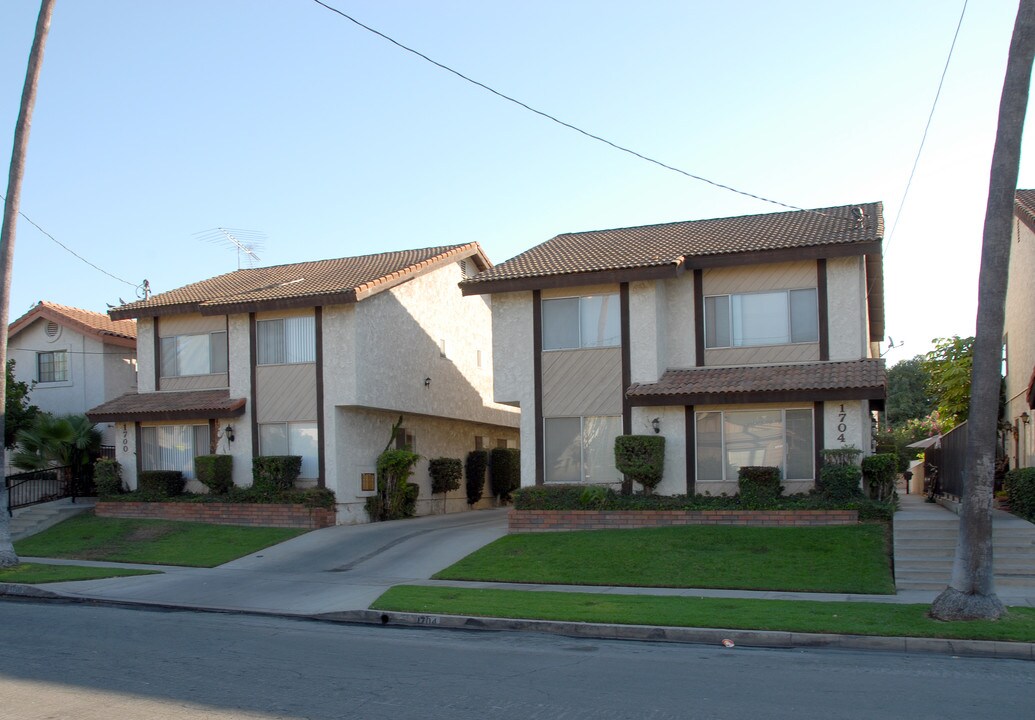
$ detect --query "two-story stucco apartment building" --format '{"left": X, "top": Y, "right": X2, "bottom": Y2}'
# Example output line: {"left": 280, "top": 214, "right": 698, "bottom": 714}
{"left": 460, "top": 203, "right": 887, "bottom": 495}
{"left": 87, "top": 245, "right": 519, "bottom": 522}
{"left": 1005, "top": 190, "right": 1035, "bottom": 471}
{"left": 8, "top": 301, "right": 137, "bottom": 447}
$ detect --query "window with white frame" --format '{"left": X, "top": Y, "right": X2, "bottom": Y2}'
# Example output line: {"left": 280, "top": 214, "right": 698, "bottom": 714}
{"left": 37, "top": 350, "right": 68, "bottom": 383}
{"left": 141, "top": 425, "right": 209, "bottom": 478}
{"left": 696, "top": 408, "right": 814, "bottom": 482}
{"left": 704, "top": 289, "right": 818, "bottom": 348}
{"left": 258, "top": 421, "right": 318, "bottom": 478}
{"left": 542, "top": 294, "right": 620, "bottom": 350}
{"left": 160, "top": 332, "right": 227, "bottom": 377}
{"left": 544, "top": 416, "right": 622, "bottom": 483}
{"left": 257, "top": 316, "right": 315, "bottom": 365}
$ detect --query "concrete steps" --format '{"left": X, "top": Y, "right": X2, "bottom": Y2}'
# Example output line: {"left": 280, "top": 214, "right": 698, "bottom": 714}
{"left": 893, "top": 495, "right": 1035, "bottom": 593}
{"left": 9, "top": 498, "right": 95, "bottom": 541}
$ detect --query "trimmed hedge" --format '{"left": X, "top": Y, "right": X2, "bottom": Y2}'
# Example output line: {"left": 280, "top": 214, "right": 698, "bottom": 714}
{"left": 94, "top": 459, "right": 124, "bottom": 497}
{"left": 490, "top": 447, "right": 521, "bottom": 503}
{"left": 252, "top": 456, "right": 302, "bottom": 493}
{"left": 137, "top": 470, "right": 185, "bottom": 499}
{"left": 614, "top": 435, "right": 665, "bottom": 495}
{"left": 861, "top": 453, "right": 897, "bottom": 501}
{"left": 1005, "top": 467, "right": 1035, "bottom": 521}
{"left": 737, "top": 466, "right": 782, "bottom": 507}
{"left": 465, "top": 450, "right": 487, "bottom": 505}
{"left": 429, "top": 457, "right": 463, "bottom": 495}
{"left": 101, "top": 486, "right": 336, "bottom": 509}
{"left": 819, "top": 464, "right": 863, "bottom": 502}
{"left": 195, "top": 454, "right": 233, "bottom": 495}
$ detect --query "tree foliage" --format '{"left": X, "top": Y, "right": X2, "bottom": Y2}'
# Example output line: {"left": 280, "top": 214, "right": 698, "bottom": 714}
{"left": 4, "top": 359, "right": 38, "bottom": 449}
{"left": 12, "top": 413, "right": 101, "bottom": 471}
{"left": 886, "top": 356, "right": 935, "bottom": 426}
{"left": 921, "top": 336, "right": 975, "bottom": 432}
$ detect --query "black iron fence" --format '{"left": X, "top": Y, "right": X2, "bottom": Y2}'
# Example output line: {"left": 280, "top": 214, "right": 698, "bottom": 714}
{"left": 925, "top": 422, "right": 968, "bottom": 499}
{"left": 6, "top": 466, "right": 74, "bottom": 515}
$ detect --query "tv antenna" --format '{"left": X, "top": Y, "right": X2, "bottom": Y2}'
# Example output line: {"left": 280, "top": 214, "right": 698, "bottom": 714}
{"left": 194, "top": 227, "right": 265, "bottom": 269}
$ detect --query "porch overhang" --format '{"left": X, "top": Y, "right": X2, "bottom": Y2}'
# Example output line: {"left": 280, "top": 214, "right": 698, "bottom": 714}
{"left": 86, "top": 390, "right": 247, "bottom": 423}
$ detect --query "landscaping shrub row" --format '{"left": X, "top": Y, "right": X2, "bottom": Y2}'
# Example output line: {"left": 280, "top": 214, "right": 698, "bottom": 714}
{"left": 102, "top": 486, "right": 337, "bottom": 509}
{"left": 1005, "top": 467, "right": 1035, "bottom": 521}
{"left": 512, "top": 484, "right": 894, "bottom": 522}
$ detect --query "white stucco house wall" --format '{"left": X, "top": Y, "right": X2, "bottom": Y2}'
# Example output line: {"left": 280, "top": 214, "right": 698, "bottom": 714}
{"left": 460, "top": 203, "right": 887, "bottom": 496}
{"left": 8, "top": 301, "right": 137, "bottom": 446}
{"left": 86, "top": 244, "right": 520, "bottom": 522}
{"left": 1004, "top": 190, "right": 1035, "bottom": 471}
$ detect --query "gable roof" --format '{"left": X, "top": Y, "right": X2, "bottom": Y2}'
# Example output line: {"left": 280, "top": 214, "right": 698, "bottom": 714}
{"left": 109, "top": 243, "right": 490, "bottom": 319}
{"left": 1015, "top": 189, "right": 1035, "bottom": 233}
{"left": 9, "top": 301, "right": 137, "bottom": 348}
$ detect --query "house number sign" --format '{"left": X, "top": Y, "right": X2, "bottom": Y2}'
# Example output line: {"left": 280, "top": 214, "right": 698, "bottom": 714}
{"left": 121, "top": 424, "right": 130, "bottom": 454}
{"left": 836, "top": 404, "right": 849, "bottom": 444}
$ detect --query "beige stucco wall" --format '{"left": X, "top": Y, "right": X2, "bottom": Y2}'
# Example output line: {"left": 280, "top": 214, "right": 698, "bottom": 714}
{"left": 662, "top": 274, "right": 696, "bottom": 369}
{"left": 826, "top": 256, "right": 869, "bottom": 361}
{"left": 629, "top": 280, "right": 666, "bottom": 383}
{"left": 1005, "top": 219, "right": 1035, "bottom": 469}
{"left": 136, "top": 317, "right": 156, "bottom": 394}
{"left": 226, "top": 313, "right": 254, "bottom": 488}
{"left": 630, "top": 405, "right": 687, "bottom": 496}
{"left": 489, "top": 291, "right": 538, "bottom": 487}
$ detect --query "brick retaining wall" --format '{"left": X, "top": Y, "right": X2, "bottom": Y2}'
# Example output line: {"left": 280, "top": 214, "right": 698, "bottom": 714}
{"left": 95, "top": 501, "right": 335, "bottom": 529}
{"left": 509, "top": 509, "right": 858, "bottom": 532}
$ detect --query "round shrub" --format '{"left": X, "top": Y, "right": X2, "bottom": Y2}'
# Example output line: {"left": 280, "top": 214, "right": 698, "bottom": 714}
{"left": 737, "top": 466, "right": 783, "bottom": 507}
{"left": 252, "top": 456, "right": 302, "bottom": 492}
{"left": 429, "top": 457, "right": 462, "bottom": 495}
{"left": 614, "top": 435, "right": 666, "bottom": 495}
{"left": 195, "top": 454, "right": 233, "bottom": 495}
{"left": 820, "top": 464, "right": 863, "bottom": 501}
{"left": 137, "top": 470, "right": 185, "bottom": 499}
{"left": 94, "top": 459, "right": 124, "bottom": 497}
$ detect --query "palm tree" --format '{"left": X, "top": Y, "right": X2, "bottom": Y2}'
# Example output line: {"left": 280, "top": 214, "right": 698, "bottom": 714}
{"left": 930, "top": 0, "right": 1035, "bottom": 621}
{"left": 12, "top": 414, "right": 101, "bottom": 472}
{"left": 0, "top": 0, "right": 56, "bottom": 568}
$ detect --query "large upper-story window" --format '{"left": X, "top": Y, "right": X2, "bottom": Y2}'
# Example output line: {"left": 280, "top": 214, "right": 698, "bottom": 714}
{"left": 38, "top": 350, "right": 68, "bottom": 383}
{"left": 705, "top": 289, "right": 818, "bottom": 348}
{"left": 160, "top": 332, "right": 227, "bottom": 377}
{"left": 542, "top": 294, "right": 620, "bottom": 350}
{"left": 257, "top": 317, "right": 315, "bottom": 365}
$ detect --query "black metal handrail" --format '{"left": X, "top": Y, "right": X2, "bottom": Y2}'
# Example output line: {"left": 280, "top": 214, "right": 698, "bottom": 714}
{"left": 5, "top": 466, "right": 74, "bottom": 515}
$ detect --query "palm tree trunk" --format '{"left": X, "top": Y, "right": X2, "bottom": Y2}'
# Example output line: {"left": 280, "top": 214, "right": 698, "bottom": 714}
{"left": 0, "top": 0, "right": 56, "bottom": 568}
{"left": 930, "top": 0, "right": 1035, "bottom": 620}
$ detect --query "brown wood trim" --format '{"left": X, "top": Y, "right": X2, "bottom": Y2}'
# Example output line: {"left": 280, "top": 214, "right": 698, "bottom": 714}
{"left": 817, "top": 259, "right": 829, "bottom": 361}
{"left": 628, "top": 385, "right": 886, "bottom": 407}
{"left": 533, "top": 290, "right": 544, "bottom": 485}
{"left": 693, "top": 269, "right": 705, "bottom": 367}
{"left": 461, "top": 264, "right": 683, "bottom": 296}
{"left": 865, "top": 253, "right": 885, "bottom": 341}
{"left": 209, "top": 419, "right": 218, "bottom": 455}
{"left": 152, "top": 316, "right": 161, "bottom": 391}
{"left": 315, "top": 306, "right": 326, "bottom": 488}
{"left": 620, "top": 283, "right": 631, "bottom": 435}
{"left": 814, "top": 401, "right": 825, "bottom": 481}
{"left": 249, "top": 313, "right": 259, "bottom": 458}
{"left": 685, "top": 405, "right": 695, "bottom": 495}
{"left": 134, "top": 421, "right": 142, "bottom": 480}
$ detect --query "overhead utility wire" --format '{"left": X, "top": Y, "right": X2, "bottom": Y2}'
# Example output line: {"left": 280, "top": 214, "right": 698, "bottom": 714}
{"left": 310, "top": 0, "right": 834, "bottom": 220}
{"left": 884, "top": 0, "right": 968, "bottom": 255}
{"left": 0, "top": 192, "right": 138, "bottom": 288}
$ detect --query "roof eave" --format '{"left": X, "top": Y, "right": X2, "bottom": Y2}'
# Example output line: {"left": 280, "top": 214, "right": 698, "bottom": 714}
{"left": 460, "top": 262, "right": 684, "bottom": 296}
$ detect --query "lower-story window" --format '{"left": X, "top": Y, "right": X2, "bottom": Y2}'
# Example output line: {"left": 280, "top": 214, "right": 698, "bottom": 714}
{"left": 544, "top": 416, "right": 621, "bottom": 483}
{"left": 258, "top": 422, "right": 318, "bottom": 479}
{"left": 696, "top": 408, "right": 814, "bottom": 482}
{"left": 141, "top": 424, "right": 209, "bottom": 478}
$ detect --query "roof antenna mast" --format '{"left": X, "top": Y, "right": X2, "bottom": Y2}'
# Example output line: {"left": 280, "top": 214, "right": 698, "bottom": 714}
{"left": 194, "top": 227, "right": 266, "bottom": 269}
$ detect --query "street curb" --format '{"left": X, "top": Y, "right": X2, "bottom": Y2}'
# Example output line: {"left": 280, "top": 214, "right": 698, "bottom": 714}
{"left": 3, "top": 583, "right": 1032, "bottom": 661}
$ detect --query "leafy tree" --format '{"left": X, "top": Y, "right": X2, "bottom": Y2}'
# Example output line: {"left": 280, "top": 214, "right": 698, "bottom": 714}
{"left": 4, "top": 359, "right": 38, "bottom": 448}
{"left": 921, "top": 336, "right": 975, "bottom": 431}
{"left": 885, "top": 356, "right": 935, "bottom": 426}
{"left": 12, "top": 413, "right": 101, "bottom": 471}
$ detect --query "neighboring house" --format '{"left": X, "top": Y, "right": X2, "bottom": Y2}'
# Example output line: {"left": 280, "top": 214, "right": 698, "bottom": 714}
{"left": 460, "top": 203, "right": 887, "bottom": 495}
{"left": 86, "top": 245, "right": 519, "bottom": 522}
{"left": 8, "top": 301, "right": 137, "bottom": 446}
{"left": 1005, "top": 190, "right": 1035, "bottom": 471}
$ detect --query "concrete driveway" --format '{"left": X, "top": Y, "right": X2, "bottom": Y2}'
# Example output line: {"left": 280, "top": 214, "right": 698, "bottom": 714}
{"left": 34, "top": 508, "right": 509, "bottom": 615}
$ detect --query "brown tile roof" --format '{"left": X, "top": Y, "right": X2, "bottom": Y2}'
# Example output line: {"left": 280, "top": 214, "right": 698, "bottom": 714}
{"left": 110, "top": 243, "right": 489, "bottom": 319}
{"left": 626, "top": 359, "right": 886, "bottom": 406}
{"left": 8, "top": 301, "right": 137, "bottom": 347}
{"left": 1015, "top": 189, "right": 1035, "bottom": 233}
{"left": 461, "top": 202, "right": 883, "bottom": 292}
{"left": 86, "top": 390, "right": 247, "bottom": 422}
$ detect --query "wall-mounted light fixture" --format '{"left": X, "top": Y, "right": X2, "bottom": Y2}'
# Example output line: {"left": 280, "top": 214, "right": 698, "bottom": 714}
{"left": 1022, "top": 411, "right": 1031, "bottom": 426}
{"left": 651, "top": 417, "right": 660, "bottom": 434}
{"left": 424, "top": 377, "right": 431, "bottom": 388}
{"left": 225, "top": 425, "right": 235, "bottom": 443}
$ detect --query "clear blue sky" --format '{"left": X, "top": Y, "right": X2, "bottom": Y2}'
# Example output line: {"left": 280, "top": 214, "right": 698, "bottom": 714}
{"left": 2, "top": 1, "right": 1032, "bottom": 365}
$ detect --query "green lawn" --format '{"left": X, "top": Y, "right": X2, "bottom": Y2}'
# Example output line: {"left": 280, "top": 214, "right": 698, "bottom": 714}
{"left": 0, "top": 562, "right": 159, "bottom": 584}
{"left": 14, "top": 514, "right": 307, "bottom": 567}
{"left": 435, "top": 525, "right": 895, "bottom": 594}
{"left": 373, "top": 586, "right": 1035, "bottom": 643}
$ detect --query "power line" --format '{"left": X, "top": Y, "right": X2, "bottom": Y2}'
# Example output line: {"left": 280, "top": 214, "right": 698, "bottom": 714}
{"left": 0, "top": 192, "right": 138, "bottom": 288}
{"left": 885, "top": 0, "right": 968, "bottom": 255}
{"left": 309, "top": 0, "right": 838, "bottom": 220}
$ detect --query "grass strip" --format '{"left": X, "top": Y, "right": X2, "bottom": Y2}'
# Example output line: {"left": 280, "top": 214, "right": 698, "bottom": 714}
{"left": 0, "top": 563, "right": 158, "bottom": 584}
{"left": 435, "top": 524, "right": 894, "bottom": 594}
{"left": 14, "top": 514, "right": 307, "bottom": 567}
{"left": 373, "top": 586, "right": 1035, "bottom": 643}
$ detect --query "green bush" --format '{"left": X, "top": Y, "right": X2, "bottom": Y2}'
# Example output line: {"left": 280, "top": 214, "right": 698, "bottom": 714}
{"left": 195, "top": 455, "right": 234, "bottom": 495}
{"left": 429, "top": 457, "right": 463, "bottom": 495}
{"left": 490, "top": 447, "right": 521, "bottom": 503}
{"left": 819, "top": 464, "right": 863, "bottom": 502}
{"left": 367, "top": 449, "right": 421, "bottom": 521}
{"left": 861, "top": 453, "right": 897, "bottom": 501}
{"left": 614, "top": 435, "right": 666, "bottom": 495}
{"left": 137, "top": 470, "right": 185, "bottom": 499}
{"left": 94, "top": 459, "right": 124, "bottom": 497}
{"left": 101, "top": 485, "right": 336, "bottom": 509}
{"left": 737, "top": 466, "right": 782, "bottom": 507}
{"left": 821, "top": 446, "right": 863, "bottom": 466}
{"left": 465, "top": 450, "right": 487, "bottom": 505}
{"left": 252, "top": 456, "right": 302, "bottom": 493}
{"left": 1005, "top": 468, "right": 1035, "bottom": 521}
